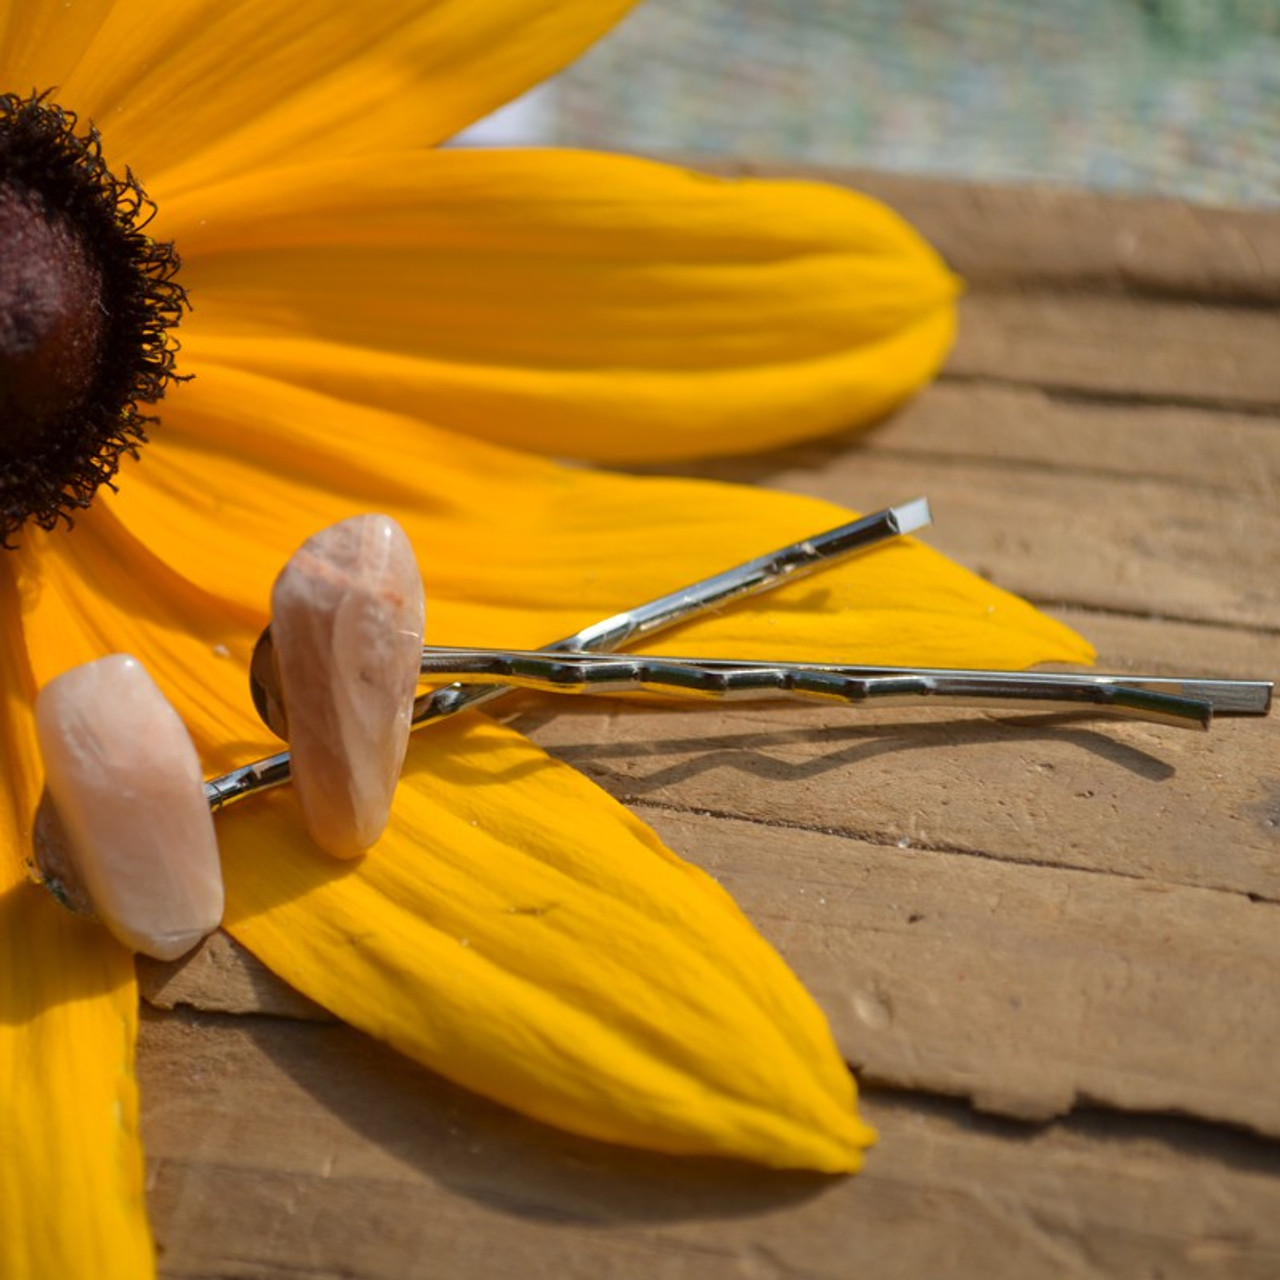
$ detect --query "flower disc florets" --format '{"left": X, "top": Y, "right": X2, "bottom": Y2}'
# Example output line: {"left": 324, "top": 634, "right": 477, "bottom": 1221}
{"left": 0, "top": 92, "right": 187, "bottom": 545}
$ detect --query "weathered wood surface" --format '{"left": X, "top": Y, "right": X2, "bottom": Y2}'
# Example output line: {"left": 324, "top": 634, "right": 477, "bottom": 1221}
{"left": 138, "top": 176, "right": 1280, "bottom": 1277}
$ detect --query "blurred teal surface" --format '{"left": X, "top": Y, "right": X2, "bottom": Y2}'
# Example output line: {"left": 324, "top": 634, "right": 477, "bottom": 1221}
{"left": 482, "top": 0, "right": 1280, "bottom": 207}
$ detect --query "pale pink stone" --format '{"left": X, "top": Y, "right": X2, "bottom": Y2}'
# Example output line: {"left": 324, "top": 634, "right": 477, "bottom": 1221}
{"left": 271, "top": 514, "right": 425, "bottom": 858}
{"left": 34, "top": 654, "right": 224, "bottom": 961}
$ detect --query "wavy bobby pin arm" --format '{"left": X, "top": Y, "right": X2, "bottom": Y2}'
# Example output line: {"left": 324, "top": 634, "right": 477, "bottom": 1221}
{"left": 412, "top": 648, "right": 1226, "bottom": 730}
{"left": 442, "top": 650, "right": 1269, "bottom": 721}
{"left": 217, "top": 498, "right": 932, "bottom": 812}
{"left": 678, "top": 659, "right": 1273, "bottom": 717}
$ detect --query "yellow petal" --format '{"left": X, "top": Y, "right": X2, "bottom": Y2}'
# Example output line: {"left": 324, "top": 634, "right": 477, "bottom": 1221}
{"left": 220, "top": 712, "right": 875, "bottom": 1170}
{"left": 107, "top": 364, "right": 1092, "bottom": 672}
{"left": 0, "top": 564, "right": 153, "bottom": 1280}
{"left": 174, "top": 148, "right": 957, "bottom": 460}
{"left": 0, "top": 0, "right": 116, "bottom": 89}
{"left": 17, "top": 512, "right": 874, "bottom": 1169}
{"left": 15, "top": 0, "right": 636, "bottom": 199}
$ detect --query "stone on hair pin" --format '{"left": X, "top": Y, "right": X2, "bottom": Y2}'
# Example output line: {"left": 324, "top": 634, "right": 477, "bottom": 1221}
{"left": 265, "top": 513, "right": 425, "bottom": 860}
{"left": 33, "top": 654, "right": 223, "bottom": 961}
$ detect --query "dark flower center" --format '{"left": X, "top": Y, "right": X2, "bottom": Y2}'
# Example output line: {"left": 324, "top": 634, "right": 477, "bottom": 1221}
{"left": 0, "top": 92, "right": 187, "bottom": 546}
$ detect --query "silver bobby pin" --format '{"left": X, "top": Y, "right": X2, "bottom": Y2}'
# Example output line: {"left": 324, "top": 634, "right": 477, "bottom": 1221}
{"left": 220, "top": 495, "right": 1274, "bottom": 813}
{"left": 409, "top": 647, "right": 1267, "bottom": 730}
{"left": 218, "top": 497, "right": 933, "bottom": 811}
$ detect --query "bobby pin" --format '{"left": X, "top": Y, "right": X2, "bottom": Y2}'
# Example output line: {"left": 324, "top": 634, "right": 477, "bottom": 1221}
{"left": 402, "top": 647, "right": 1250, "bottom": 730}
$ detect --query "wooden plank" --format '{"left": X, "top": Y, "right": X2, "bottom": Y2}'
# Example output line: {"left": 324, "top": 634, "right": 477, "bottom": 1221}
{"left": 948, "top": 292, "right": 1280, "bottom": 408}
{"left": 651, "top": 379, "right": 1280, "bottom": 498}
{"left": 868, "top": 381, "right": 1280, "bottom": 497}
{"left": 1041, "top": 607, "right": 1279, "bottom": 683}
{"left": 634, "top": 389, "right": 1280, "bottom": 630}
{"left": 765, "top": 448, "right": 1280, "bottom": 628}
{"left": 137, "top": 932, "right": 331, "bottom": 1022}
{"left": 137, "top": 724, "right": 1280, "bottom": 1135}
{"left": 139, "top": 674, "right": 1280, "bottom": 1132}
{"left": 149, "top": 792, "right": 1280, "bottom": 1137}
{"left": 138, "top": 1010, "right": 1280, "bottom": 1280}
{"left": 643, "top": 807, "right": 1280, "bottom": 1135}
{"left": 520, "top": 685, "right": 1277, "bottom": 903}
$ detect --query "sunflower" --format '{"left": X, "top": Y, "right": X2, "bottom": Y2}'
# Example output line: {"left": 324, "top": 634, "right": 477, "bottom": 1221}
{"left": 0, "top": 3, "right": 1094, "bottom": 1276}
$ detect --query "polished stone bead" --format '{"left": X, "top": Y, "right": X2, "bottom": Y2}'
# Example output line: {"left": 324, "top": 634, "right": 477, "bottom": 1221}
{"left": 34, "top": 654, "right": 224, "bottom": 961}
{"left": 271, "top": 514, "right": 425, "bottom": 858}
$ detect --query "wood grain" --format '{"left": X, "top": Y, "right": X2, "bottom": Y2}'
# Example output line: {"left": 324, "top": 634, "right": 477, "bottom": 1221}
{"left": 644, "top": 807, "right": 1280, "bottom": 1135}
{"left": 951, "top": 292, "right": 1280, "bottom": 408}
{"left": 138, "top": 173, "right": 1280, "bottom": 1278}
{"left": 140, "top": 1011, "right": 1280, "bottom": 1280}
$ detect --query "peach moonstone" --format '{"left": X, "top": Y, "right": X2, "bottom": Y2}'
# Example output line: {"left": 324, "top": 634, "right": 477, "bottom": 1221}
{"left": 270, "top": 514, "right": 425, "bottom": 859}
{"left": 34, "top": 654, "right": 224, "bottom": 961}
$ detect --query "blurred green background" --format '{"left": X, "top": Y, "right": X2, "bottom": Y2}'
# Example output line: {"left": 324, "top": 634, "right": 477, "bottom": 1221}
{"left": 465, "top": 0, "right": 1280, "bottom": 207}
